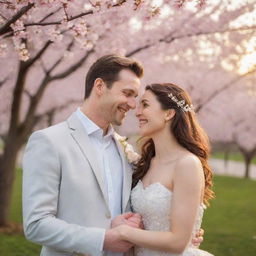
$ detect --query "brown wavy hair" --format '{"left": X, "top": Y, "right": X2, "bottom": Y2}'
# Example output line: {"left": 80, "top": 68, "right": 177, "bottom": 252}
{"left": 132, "top": 83, "right": 214, "bottom": 205}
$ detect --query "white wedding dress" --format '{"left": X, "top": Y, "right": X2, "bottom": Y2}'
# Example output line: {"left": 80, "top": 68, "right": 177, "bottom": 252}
{"left": 131, "top": 180, "right": 214, "bottom": 256}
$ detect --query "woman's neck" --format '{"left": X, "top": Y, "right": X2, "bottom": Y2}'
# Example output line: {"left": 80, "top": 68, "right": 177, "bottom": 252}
{"left": 151, "top": 127, "right": 185, "bottom": 164}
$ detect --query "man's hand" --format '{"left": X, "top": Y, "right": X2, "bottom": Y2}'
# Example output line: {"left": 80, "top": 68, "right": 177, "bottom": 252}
{"left": 111, "top": 212, "right": 143, "bottom": 229}
{"left": 105, "top": 213, "right": 143, "bottom": 252}
{"left": 103, "top": 228, "right": 133, "bottom": 252}
{"left": 103, "top": 227, "right": 133, "bottom": 252}
{"left": 191, "top": 228, "right": 204, "bottom": 247}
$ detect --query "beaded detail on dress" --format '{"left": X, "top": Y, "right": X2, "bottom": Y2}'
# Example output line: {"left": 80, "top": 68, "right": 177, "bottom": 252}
{"left": 131, "top": 180, "right": 213, "bottom": 256}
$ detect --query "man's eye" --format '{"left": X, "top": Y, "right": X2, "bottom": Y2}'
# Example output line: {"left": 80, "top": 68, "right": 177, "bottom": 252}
{"left": 123, "top": 91, "right": 131, "bottom": 97}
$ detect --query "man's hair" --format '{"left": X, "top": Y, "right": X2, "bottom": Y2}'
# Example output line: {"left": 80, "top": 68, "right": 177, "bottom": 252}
{"left": 84, "top": 54, "right": 144, "bottom": 99}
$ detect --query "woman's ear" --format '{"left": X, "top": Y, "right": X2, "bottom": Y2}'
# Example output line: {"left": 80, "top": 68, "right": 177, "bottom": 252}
{"left": 165, "top": 109, "right": 176, "bottom": 122}
{"left": 94, "top": 78, "right": 106, "bottom": 96}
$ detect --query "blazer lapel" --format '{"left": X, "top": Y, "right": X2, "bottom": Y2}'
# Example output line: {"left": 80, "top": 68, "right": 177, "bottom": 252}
{"left": 67, "top": 113, "right": 109, "bottom": 207}
{"left": 113, "top": 133, "right": 133, "bottom": 212}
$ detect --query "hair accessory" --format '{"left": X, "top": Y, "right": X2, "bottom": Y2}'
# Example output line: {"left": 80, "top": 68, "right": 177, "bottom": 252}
{"left": 167, "top": 93, "right": 194, "bottom": 112}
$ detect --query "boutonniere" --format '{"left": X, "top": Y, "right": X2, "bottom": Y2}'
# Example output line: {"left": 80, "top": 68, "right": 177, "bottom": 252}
{"left": 114, "top": 133, "right": 141, "bottom": 164}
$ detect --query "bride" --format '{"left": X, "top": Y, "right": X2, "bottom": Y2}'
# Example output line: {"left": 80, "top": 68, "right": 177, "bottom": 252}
{"left": 116, "top": 83, "right": 214, "bottom": 256}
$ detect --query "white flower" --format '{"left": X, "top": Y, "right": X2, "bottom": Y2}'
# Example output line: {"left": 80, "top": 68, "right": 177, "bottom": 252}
{"left": 114, "top": 133, "right": 141, "bottom": 164}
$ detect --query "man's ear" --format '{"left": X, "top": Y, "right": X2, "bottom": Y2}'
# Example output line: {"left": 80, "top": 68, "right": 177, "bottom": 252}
{"left": 165, "top": 109, "right": 176, "bottom": 122}
{"left": 94, "top": 78, "right": 106, "bottom": 96}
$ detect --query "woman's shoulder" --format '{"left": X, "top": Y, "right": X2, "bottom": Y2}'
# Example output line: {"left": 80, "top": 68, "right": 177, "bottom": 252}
{"left": 175, "top": 152, "right": 203, "bottom": 178}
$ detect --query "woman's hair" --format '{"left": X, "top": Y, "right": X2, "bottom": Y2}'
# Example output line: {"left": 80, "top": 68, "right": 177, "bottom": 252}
{"left": 132, "top": 83, "right": 214, "bottom": 205}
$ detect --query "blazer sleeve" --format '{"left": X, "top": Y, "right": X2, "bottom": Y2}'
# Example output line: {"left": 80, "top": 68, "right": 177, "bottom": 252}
{"left": 22, "top": 130, "right": 105, "bottom": 255}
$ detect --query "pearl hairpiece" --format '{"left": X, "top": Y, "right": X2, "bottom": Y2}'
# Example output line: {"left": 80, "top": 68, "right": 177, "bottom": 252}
{"left": 167, "top": 93, "right": 194, "bottom": 112}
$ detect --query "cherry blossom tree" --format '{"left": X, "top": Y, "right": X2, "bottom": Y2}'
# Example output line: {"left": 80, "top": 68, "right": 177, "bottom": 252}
{"left": 0, "top": 0, "right": 209, "bottom": 227}
{"left": 199, "top": 70, "right": 256, "bottom": 179}
{"left": 0, "top": 0, "right": 255, "bottom": 227}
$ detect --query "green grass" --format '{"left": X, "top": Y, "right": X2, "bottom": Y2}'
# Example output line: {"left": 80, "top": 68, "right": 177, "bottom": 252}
{"left": 211, "top": 151, "right": 256, "bottom": 164}
{"left": 1, "top": 171, "right": 256, "bottom": 256}
{"left": 0, "top": 169, "right": 41, "bottom": 256}
{"left": 201, "top": 175, "right": 256, "bottom": 256}
{"left": 9, "top": 168, "right": 22, "bottom": 223}
{"left": 0, "top": 233, "right": 41, "bottom": 256}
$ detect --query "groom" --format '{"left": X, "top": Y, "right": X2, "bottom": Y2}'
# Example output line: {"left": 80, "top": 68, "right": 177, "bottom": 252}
{"left": 23, "top": 54, "right": 144, "bottom": 256}
{"left": 23, "top": 54, "right": 203, "bottom": 256}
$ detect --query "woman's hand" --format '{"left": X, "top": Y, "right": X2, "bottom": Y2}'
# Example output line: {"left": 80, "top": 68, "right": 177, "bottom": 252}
{"left": 111, "top": 212, "right": 143, "bottom": 229}
{"left": 114, "top": 224, "right": 132, "bottom": 240}
{"left": 191, "top": 228, "right": 204, "bottom": 247}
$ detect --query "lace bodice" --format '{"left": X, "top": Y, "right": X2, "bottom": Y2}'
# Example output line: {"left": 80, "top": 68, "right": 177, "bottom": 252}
{"left": 131, "top": 180, "right": 213, "bottom": 256}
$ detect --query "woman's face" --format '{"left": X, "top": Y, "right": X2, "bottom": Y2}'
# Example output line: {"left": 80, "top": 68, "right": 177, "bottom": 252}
{"left": 136, "top": 90, "right": 169, "bottom": 137}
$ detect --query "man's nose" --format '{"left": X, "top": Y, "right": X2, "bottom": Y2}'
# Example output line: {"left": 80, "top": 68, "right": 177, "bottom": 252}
{"left": 128, "top": 97, "right": 136, "bottom": 109}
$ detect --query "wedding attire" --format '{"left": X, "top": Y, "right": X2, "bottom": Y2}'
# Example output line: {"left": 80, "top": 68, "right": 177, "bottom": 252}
{"left": 131, "top": 180, "right": 213, "bottom": 256}
{"left": 22, "top": 110, "right": 133, "bottom": 256}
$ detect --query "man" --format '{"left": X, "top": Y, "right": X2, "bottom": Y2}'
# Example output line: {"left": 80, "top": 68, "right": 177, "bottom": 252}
{"left": 23, "top": 55, "right": 143, "bottom": 256}
{"left": 23, "top": 54, "right": 203, "bottom": 256}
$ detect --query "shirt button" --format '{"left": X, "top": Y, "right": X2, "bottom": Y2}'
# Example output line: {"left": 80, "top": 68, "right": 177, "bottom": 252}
{"left": 105, "top": 212, "right": 111, "bottom": 219}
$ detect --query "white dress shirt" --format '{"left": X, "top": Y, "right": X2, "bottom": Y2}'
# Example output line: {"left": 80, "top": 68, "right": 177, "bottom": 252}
{"left": 76, "top": 108, "right": 124, "bottom": 256}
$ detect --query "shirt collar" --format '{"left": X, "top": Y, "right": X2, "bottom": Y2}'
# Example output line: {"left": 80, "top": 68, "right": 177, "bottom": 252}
{"left": 76, "top": 108, "right": 114, "bottom": 139}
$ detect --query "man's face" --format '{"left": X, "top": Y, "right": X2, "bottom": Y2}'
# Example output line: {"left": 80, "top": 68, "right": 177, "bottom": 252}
{"left": 100, "top": 69, "right": 141, "bottom": 126}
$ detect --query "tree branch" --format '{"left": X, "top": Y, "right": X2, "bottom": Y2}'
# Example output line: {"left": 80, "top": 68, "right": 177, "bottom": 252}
{"left": 21, "top": 1, "right": 126, "bottom": 29}
{"left": 45, "top": 40, "right": 74, "bottom": 75}
{"left": 126, "top": 25, "right": 256, "bottom": 57}
{"left": 0, "top": 76, "right": 8, "bottom": 89}
{"left": 195, "top": 67, "right": 256, "bottom": 113}
{"left": 50, "top": 49, "right": 94, "bottom": 81}
{"left": 21, "top": 49, "right": 94, "bottom": 136}
{"left": 0, "top": 3, "right": 34, "bottom": 36}
{"left": 24, "top": 40, "right": 52, "bottom": 69}
{"left": 39, "top": 7, "right": 62, "bottom": 23}
{"left": 127, "top": 8, "right": 199, "bottom": 57}
{"left": 0, "top": 12, "right": 7, "bottom": 21}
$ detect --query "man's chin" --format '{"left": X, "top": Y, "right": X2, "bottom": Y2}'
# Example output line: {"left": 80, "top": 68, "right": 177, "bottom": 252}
{"left": 112, "top": 118, "right": 124, "bottom": 126}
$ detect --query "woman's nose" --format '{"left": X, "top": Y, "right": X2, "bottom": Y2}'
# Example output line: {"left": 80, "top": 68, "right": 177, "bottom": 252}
{"left": 136, "top": 106, "right": 142, "bottom": 117}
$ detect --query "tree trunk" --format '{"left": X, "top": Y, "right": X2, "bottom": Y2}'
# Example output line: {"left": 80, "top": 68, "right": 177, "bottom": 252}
{"left": 239, "top": 148, "right": 256, "bottom": 179}
{"left": 0, "top": 138, "right": 21, "bottom": 226}
{"left": 243, "top": 155, "right": 252, "bottom": 179}
{"left": 224, "top": 147, "right": 230, "bottom": 171}
{"left": 0, "top": 47, "right": 93, "bottom": 227}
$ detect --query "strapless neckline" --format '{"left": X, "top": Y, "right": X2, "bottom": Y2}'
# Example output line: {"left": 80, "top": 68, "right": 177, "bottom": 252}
{"left": 138, "top": 180, "right": 173, "bottom": 195}
{"left": 138, "top": 180, "right": 206, "bottom": 209}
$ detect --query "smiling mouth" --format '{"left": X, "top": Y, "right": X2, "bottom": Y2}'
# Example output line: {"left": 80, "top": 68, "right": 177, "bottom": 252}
{"left": 139, "top": 119, "right": 148, "bottom": 126}
{"left": 118, "top": 106, "right": 128, "bottom": 114}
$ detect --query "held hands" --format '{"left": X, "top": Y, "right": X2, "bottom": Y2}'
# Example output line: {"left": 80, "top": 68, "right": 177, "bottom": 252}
{"left": 191, "top": 228, "right": 204, "bottom": 247}
{"left": 111, "top": 212, "right": 143, "bottom": 229}
{"left": 104, "top": 227, "right": 133, "bottom": 252}
{"left": 103, "top": 212, "right": 143, "bottom": 252}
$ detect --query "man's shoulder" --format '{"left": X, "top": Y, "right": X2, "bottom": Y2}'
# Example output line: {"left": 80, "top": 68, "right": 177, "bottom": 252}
{"left": 29, "top": 119, "right": 70, "bottom": 143}
{"left": 36, "top": 121, "right": 67, "bottom": 135}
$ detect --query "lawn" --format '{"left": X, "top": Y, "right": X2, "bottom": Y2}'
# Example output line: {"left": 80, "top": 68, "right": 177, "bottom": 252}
{"left": 201, "top": 175, "right": 256, "bottom": 255}
{"left": 0, "top": 170, "right": 255, "bottom": 256}
{"left": 211, "top": 151, "right": 256, "bottom": 164}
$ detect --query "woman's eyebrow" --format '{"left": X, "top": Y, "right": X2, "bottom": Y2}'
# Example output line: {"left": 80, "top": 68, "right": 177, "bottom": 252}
{"left": 140, "top": 99, "right": 149, "bottom": 103}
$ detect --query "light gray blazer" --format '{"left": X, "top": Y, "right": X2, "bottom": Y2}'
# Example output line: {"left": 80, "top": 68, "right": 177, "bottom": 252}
{"left": 22, "top": 112, "right": 133, "bottom": 256}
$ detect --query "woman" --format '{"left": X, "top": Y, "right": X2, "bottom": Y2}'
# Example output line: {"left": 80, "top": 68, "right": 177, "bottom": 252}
{"left": 116, "top": 83, "right": 214, "bottom": 255}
